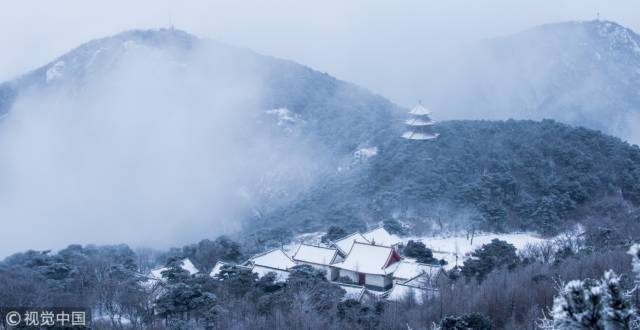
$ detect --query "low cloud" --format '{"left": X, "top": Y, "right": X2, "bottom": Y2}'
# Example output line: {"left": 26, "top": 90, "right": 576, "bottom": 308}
{"left": 0, "top": 39, "right": 320, "bottom": 256}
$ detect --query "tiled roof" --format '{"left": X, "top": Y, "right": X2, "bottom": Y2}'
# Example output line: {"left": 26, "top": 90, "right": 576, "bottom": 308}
{"left": 293, "top": 244, "right": 339, "bottom": 266}
{"left": 333, "top": 242, "right": 396, "bottom": 275}
{"left": 386, "top": 260, "right": 442, "bottom": 281}
{"left": 363, "top": 227, "right": 402, "bottom": 246}
{"left": 332, "top": 232, "right": 370, "bottom": 255}
{"left": 248, "top": 248, "right": 297, "bottom": 270}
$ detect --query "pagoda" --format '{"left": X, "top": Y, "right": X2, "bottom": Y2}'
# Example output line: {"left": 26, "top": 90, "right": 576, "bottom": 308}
{"left": 401, "top": 102, "right": 439, "bottom": 140}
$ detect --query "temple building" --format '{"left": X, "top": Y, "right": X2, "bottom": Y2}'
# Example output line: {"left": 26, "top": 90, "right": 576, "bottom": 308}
{"left": 207, "top": 227, "right": 443, "bottom": 303}
{"left": 401, "top": 102, "right": 439, "bottom": 140}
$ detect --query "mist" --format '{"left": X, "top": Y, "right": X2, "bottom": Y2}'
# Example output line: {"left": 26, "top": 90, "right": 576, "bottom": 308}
{"left": 1, "top": 2, "right": 640, "bottom": 256}
{"left": 0, "top": 37, "right": 322, "bottom": 256}
{"left": 2, "top": 1, "right": 640, "bottom": 105}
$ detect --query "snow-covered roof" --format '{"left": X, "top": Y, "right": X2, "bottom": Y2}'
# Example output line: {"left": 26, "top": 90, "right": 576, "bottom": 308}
{"left": 209, "top": 261, "right": 226, "bottom": 277}
{"left": 149, "top": 267, "right": 165, "bottom": 280}
{"left": 332, "top": 232, "right": 370, "bottom": 255}
{"left": 252, "top": 265, "right": 290, "bottom": 282}
{"left": 209, "top": 261, "right": 239, "bottom": 278}
{"left": 401, "top": 131, "right": 439, "bottom": 140}
{"left": 209, "top": 261, "right": 253, "bottom": 280}
{"left": 386, "top": 260, "right": 442, "bottom": 281}
{"left": 404, "top": 118, "right": 435, "bottom": 126}
{"left": 333, "top": 242, "right": 398, "bottom": 275}
{"left": 181, "top": 258, "right": 199, "bottom": 275}
{"left": 363, "top": 227, "right": 402, "bottom": 246}
{"left": 149, "top": 258, "right": 198, "bottom": 280}
{"left": 339, "top": 284, "right": 366, "bottom": 302}
{"left": 292, "top": 244, "right": 339, "bottom": 266}
{"left": 386, "top": 283, "right": 430, "bottom": 303}
{"left": 248, "top": 248, "right": 297, "bottom": 271}
{"left": 408, "top": 104, "right": 432, "bottom": 116}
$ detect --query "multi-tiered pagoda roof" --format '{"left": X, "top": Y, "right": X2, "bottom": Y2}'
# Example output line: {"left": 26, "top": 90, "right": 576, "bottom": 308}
{"left": 402, "top": 103, "right": 439, "bottom": 140}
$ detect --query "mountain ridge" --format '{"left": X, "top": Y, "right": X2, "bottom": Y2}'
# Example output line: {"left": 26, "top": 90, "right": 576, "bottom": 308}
{"left": 2, "top": 24, "right": 640, "bottom": 252}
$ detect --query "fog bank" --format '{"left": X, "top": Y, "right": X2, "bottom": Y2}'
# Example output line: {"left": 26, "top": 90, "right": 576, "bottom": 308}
{"left": 0, "top": 40, "right": 321, "bottom": 256}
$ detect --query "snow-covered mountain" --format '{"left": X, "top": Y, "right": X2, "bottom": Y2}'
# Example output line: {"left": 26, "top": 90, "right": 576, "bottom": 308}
{"left": 0, "top": 29, "right": 399, "bottom": 149}
{"left": 425, "top": 20, "right": 640, "bottom": 143}
{"left": 2, "top": 25, "right": 640, "bottom": 253}
{"left": 0, "top": 28, "right": 401, "bottom": 253}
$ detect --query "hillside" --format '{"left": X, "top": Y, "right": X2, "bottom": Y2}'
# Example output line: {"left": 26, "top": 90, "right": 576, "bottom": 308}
{"left": 0, "top": 29, "right": 399, "bottom": 154}
{"left": 2, "top": 27, "right": 640, "bottom": 254}
{"left": 254, "top": 119, "right": 640, "bottom": 239}
{"left": 0, "top": 28, "right": 400, "bottom": 254}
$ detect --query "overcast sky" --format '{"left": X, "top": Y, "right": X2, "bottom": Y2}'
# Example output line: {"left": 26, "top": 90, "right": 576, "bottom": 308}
{"left": 1, "top": 0, "right": 639, "bottom": 106}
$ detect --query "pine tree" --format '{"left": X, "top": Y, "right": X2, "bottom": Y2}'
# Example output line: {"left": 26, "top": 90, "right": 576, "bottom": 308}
{"left": 161, "top": 257, "right": 191, "bottom": 285}
{"left": 549, "top": 270, "right": 636, "bottom": 330}
{"left": 601, "top": 271, "right": 635, "bottom": 329}
{"left": 551, "top": 279, "right": 604, "bottom": 329}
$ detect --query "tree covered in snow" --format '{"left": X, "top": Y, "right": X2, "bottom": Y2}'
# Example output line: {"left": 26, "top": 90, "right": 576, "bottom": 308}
{"left": 439, "top": 312, "right": 493, "bottom": 330}
{"left": 461, "top": 239, "right": 519, "bottom": 282}
{"left": 403, "top": 240, "right": 435, "bottom": 264}
{"left": 547, "top": 270, "right": 636, "bottom": 329}
{"left": 383, "top": 219, "right": 407, "bottom": 236}
{"left": 321, "top": 226, "right": 348, "bottom": 244}
{"left": 161, "top": 257, "right": 192, "bottom": 285}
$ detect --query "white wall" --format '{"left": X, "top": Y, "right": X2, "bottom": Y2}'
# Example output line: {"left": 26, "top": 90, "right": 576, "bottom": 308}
{"left": 384, "top": 275, "right": 393, "bottom": 288}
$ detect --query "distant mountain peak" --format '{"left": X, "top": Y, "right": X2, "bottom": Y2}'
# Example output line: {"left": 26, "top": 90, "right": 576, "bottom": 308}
{"left": 424, "top": 19, "right": 640, "bottom": 143}
{"left": 591, "top": 20, "right": 640, "bottom": 53}
{"left": 519, "top": 19, "right": 640, "bottom": 55}
{"left": 101, "top": 28, "right": 199, "bottom": 49}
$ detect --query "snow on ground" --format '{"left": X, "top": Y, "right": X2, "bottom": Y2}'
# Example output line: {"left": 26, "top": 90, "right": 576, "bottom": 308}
{"left": 408, "top": 232, "right": 545, "bottom": 269}
{"left": 287, "top": 230, "right": 547, "bottom": 271}
{"left": 265, "top": 108, "right": 298, "bottom": 126}
{"left": 122, "top": 40, "right": 142, "bottom": 51}
{"left": 86, "top": 48, "right": 104, "bottom": 68}
{"left": 46, "top": 61, "right": 65, "bottom": 83}
{"left": 353, "top": 147, "right": 378, "bottom": 160}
